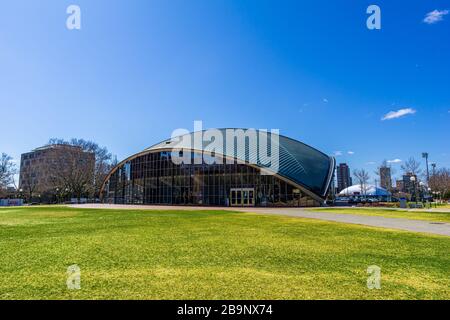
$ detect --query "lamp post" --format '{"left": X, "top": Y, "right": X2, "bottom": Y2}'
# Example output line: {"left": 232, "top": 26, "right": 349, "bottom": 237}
{"left": 430, "top": 163, "right": 436, "bottom": 189}
{"left": 18, "top": 188, "right": 23, "bottom": 203}
{"left": 427, "top": 187, "right": 431, "bottom": 208}
{"left": 422, "top": 153, "right": 430, "bottom": 185}
{"left": 410, "top": 175, "right": 417, "bottom": 205}
{"left": 419, "top": 181, "right": 425, "bottom": 204}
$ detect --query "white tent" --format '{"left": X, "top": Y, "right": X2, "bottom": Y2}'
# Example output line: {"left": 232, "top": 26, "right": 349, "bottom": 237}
{"left": 338, "top": 185, "right": 391, "bottom": 197}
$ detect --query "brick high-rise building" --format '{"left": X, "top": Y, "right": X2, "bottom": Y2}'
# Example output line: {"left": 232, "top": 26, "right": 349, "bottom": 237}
{"left": 337, "top": 163, "right": 352, "bottom": 192}
{"left": 19, "top": 144, "right": 95, "bottom": 199}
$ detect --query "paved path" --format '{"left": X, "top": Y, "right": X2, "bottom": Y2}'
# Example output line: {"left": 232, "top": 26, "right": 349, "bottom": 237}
{"left": 237, "top": 208, "right": 450, "bottom": 237}
{"left": 71, "top": 204, "right": 450, "bottom": 237}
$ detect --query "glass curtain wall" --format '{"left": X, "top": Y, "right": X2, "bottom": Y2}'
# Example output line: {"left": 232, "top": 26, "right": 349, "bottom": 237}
{"left": 103, "top": 151, "right": 320, "bottom": 207}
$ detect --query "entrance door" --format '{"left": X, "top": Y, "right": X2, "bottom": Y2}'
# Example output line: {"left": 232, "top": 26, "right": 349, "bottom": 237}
{"left": 230, "top": 188, "right": 255, "bottom": 206}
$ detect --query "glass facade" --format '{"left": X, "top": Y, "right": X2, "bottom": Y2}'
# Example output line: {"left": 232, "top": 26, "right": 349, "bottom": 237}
{"left": 102, "top": 151, "right": 322, "bottom": 207}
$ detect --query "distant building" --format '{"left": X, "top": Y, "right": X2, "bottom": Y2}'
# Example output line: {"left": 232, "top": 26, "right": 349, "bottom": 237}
{"left": 337, "top": 163, "right": 352, "bottom": 192}
{"left": 338, "top": 185, "right": 391, "bottom": 200}
{"left": 5, "top": 186, "right": 16, "bottom": 193}
{"left": 0, "top": 186, "right": 17, "bottom": 199}
{"left": 379, "top": 166, "right": 392, "bottom": 190}
{"left": 402, "top": 173, "right": 417, "bottom": 193}
{"left": 19, "top": 144, "right": 95, "bottom": 198}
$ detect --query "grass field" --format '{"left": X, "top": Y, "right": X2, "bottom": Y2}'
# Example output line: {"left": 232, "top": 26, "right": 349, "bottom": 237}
{"left": 0, "top": 206, "right": 449, "bottom": 300}
{"left": 312, "top": 208, "right": 450, "bottom": 223}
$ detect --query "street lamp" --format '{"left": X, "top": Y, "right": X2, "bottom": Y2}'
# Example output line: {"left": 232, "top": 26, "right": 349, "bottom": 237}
{"left": 410, "top": 175, "right": 417, "bottom": 205}
{"left": 18, "top": 189, "right": 24, "bottom": 202}
{"left": 419, "top": 181, "right": 425, "bottom": 203}
{"left": 430, "top": 163, "right": 437, "bottom": 190}
{"left": 422, "top": 152, "right": 430, "bottom": 185}
{"left": 427, "top": 187, "right": 432, "bottom": 208}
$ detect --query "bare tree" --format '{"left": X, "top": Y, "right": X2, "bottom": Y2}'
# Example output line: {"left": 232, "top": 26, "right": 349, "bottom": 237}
{"left": 0, "top": 153, "right": 16, "bottom": 189}
{"left": 429, "top": 167, "right": 450, "bottom": 200}
{"left": 401, "top": 157, "right": 422, "bottom": 176}
{"left": 48, "top": 138, "right": 115, "bottom": 198}
{"left": 47, "top": 146, "right": 95, "bottom": 200}
{"left": 20, "top": 169, "right": 39, "bottom": 201}
{"left": 353, "top": 169, "right": 371, "bottom": 196}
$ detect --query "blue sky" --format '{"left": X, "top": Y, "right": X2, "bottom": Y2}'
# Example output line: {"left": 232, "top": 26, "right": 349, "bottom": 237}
{"left": 1, "top": 0, "right": 449, "bottom": 184}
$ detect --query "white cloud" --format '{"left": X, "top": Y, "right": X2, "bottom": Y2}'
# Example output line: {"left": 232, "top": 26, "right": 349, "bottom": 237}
{"left": 387, "top": 159, "right": 402, "bottom": 164}
{"left": 381, "top": 108, "right": 416, "bottom": 121}
{"left": 323, "top": 98, "right": 329, "bottom": 103}
{"left": 334, "top": 151, "right": 343, "bottom": 156}
{"left": 366, "top": 161, "right": 376, "bottom": 165}
{"left": 347, "top": 151, "right": 355, "bottom": 155}
{"left": 423, "top": 9, "right": 449, "bottom": 24}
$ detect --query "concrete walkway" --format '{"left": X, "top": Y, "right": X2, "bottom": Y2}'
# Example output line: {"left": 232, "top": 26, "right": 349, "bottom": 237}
{"left": 239, "top": 207, "right": 450, "bottom": 237}
{"left": 70, "top": 204, "right": 450, "bottom": 237}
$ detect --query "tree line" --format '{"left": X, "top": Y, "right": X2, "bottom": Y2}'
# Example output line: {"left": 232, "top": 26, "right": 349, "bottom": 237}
{"left": 351, "top": 157, "right": 450, "bottom": 199}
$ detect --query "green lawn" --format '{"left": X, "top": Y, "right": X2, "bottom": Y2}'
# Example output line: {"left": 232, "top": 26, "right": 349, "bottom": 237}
{"left": 312, "top": 208, "right": 450, "bottom": 223}
{"left": 0, "top": 206, "right": 449, "bottom": 300}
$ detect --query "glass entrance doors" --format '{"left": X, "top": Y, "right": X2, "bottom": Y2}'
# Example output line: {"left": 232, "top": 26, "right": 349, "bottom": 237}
{"left": 230, "top": 188, "right": 255, "bottom": 206}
